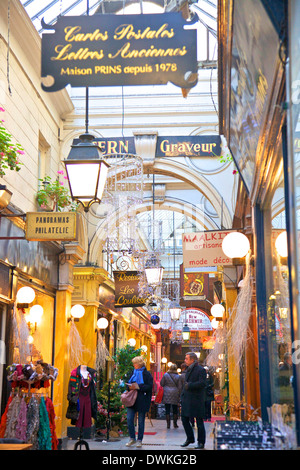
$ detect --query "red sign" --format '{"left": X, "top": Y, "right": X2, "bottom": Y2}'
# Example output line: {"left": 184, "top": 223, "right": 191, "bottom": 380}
{"left": 182, "top": 230, "right": 232, "bottom": 268}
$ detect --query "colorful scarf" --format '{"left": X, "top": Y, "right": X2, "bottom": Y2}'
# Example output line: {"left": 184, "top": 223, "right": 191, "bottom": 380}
{"left": 128, "top": 367, "right": 145, "bottom": 385}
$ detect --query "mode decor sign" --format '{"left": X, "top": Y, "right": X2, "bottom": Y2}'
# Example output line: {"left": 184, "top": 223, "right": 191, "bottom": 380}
{"left": 41, "top": 13, "right": 198, "bottom": 92}
{"left": 182, "top": 230, "right": 233, "bottom": 268}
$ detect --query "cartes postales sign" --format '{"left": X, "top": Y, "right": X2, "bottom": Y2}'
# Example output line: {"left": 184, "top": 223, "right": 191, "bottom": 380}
{"left": 113, "top": 270, "right": 146, "bottom": 307}
{"left": 41, "top": 13, "right": 198, "bottom": 92}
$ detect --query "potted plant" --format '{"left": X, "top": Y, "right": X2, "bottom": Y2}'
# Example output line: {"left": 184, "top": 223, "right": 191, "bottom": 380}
{"left": 0, "top": 107, "right": 24, "bottom": 176}
{"left": 36, "top": 172, "right": 78, "bottom": 212}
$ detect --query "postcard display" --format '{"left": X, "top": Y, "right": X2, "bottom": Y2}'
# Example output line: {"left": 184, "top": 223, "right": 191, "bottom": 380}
{"left": 0, "top": 362, "right": 59, "bottom": 450}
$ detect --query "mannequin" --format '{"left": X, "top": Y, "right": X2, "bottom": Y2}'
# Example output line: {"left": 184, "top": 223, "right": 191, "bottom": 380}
{"left": 66, "top": 365, "right": 97, "bottom": 429}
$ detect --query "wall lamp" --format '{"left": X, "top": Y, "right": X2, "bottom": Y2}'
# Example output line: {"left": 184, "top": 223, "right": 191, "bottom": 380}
{"left": 222, "top": 231, "right": 250, "bottom": 259}
{"left": 16, "top": 286, "right": 36, "bottom": 309}
{"left": 96, "top": 317, "right": 109, "bottom": 331}
{"left": 68, "top": 304, "right": 85, "bottom": 322}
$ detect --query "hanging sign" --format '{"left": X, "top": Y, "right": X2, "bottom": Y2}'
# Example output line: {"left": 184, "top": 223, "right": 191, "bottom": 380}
{"left": 25, "top": 212, "right": 77, "bottom": 241}
{"left": 180, "top": 264, "right": 209, "bottom": 299}
{"left": 41, "top": 13, "right": 198, "bottom": 92}
{"left": 113, "top": 270, "right": 146, "bottom": 307}
{"left": 182, "top": 230, "right": 233, "bottom": 268}
{"left": 185, "top": 308, "right": 213, "bottom": 331}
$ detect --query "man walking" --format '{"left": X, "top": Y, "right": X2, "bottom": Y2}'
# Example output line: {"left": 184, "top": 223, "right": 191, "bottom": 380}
{"left": 180, "top": 352, "right": 206, "bottom": 449}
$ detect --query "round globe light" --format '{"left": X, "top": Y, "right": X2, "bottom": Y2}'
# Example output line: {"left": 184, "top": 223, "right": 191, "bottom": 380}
{"left": 97, "top": 317, "right": 109, "bottom": 329}
{"left": 211, "top": 318, "right": 220, "bottom": 329}
{"left": 210, "top": 303, "right": 225, "bottom": 318}
{"left": 71, "top": 304, "right": 85, "bottom": 319}
{"left": 161, "top": 357, "right": 167, "bottom": 364}
{"left": 222, "top": 232, "right": 250, "bottom": 258}
{"left": 29, "top": 305, "right": 44, "bottom": 324}
{"left": 275, "top": 231, "right": 288, "bottom": 258}
{"left": 128, "top": 338, "right": 136, "bottom": 347}
{"left": 16, "top": 286, "right": 35, "bottom": 304}
{"left": 141, "top": 345, "right": 148, "bottom": 352}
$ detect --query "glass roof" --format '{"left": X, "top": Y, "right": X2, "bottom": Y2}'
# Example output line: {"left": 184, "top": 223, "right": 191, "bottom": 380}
{"left": 20, "top": 0, "right": 217, "bottom": 35}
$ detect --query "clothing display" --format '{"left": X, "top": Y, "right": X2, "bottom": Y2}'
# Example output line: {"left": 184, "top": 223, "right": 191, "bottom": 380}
{"left": 0, "top": 392, "right": 58, "bottom": 450}
{"left": 66, "top": 365, "right": 97, "bottom": 428}
{"left": 6, "top": 361, "right": 58, "bottom": 389}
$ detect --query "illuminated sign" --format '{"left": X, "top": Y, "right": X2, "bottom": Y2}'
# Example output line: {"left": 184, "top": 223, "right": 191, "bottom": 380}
{"left": 41, "top": 13, "right": 198, "bottom": 92}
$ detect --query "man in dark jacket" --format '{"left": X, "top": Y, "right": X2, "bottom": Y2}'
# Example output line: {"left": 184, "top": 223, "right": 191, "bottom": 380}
{"left": 180, "top": 352, "right": 206, "bottom": 449}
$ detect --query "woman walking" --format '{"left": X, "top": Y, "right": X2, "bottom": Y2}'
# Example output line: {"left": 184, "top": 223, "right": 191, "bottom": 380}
{"left": 160, "top": 363, "right": 181, "bottom": 429}
{"left": 125, "top": 356, "right": 153, "bottom": 448}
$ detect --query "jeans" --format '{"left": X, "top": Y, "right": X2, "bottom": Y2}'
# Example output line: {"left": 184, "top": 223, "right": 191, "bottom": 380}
{"left": 127, "top": 408, "right": 146, "bottom": 441}
{"left": 181, "top": 416, "right": 206, "bottom": 445}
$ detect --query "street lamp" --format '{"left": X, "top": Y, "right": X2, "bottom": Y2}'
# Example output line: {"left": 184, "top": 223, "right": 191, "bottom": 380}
{"left": 182, "top": 323, "right": 190, "bottom": 342}
{"left": 64, "top": 133, "right": 110, "bottom": 213}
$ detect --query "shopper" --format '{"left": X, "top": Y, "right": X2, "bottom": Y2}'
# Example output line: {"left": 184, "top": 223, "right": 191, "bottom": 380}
{"left": 179, "top": 363, "right": 195, "bottom": 427}
{"left": 160, "top": 363, "right": 181, "bottom": 428}
{"left": 204, "top": 366, "right": 214, "bottom": 421}
{"left": 125, "top": 356, "right": 153, "bottom": 448}
{"left": 180, "top": 352, "right": 207, "bottom": 449}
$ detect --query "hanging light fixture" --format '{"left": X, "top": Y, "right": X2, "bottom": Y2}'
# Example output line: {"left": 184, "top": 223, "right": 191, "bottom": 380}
{"left": 222, "top": 232, "right": 250, "bottom": 258}
{"left": 145, "top": 254, "right": 164, "bottom": 285}
{"left": 64, "top": 133, "right": 110, "bottom": 213}
{"left": 169, "top": 301, "right": 181, "bottom": 321}
{"left": 182, "top": 323, "right": 190, "bottom": 342}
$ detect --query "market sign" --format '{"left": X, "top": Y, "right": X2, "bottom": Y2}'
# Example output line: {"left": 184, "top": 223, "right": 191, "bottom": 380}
{"left": 182, "top": 230, "right": 233, "bottom": 268}
{"left": 113, "top": 270, "right": 146, "bottom": 307}
{"left": 185, "top": 308, "right": 213, "bottom": 331}
{"left": 73, "top": 135, "right": 222, "bottom": 157}
{"left": 25, "top": 212, "right": 77, "bottom": 241}
{"left": 41, "top": 13, "right": 198, "bottom": 92}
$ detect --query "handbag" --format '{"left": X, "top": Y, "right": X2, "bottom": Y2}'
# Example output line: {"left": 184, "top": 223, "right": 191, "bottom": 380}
{"left": 121, "top": 389, "right": 138, "bottom": 407}
{"left": 155, "top": 385, "right": 164, "bottom": 404}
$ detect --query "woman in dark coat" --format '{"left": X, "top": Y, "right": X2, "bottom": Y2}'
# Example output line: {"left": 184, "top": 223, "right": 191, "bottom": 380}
{"left": 160, "top": 363, "right": 181, "bottom": 428}
{"left": 180, "top": 352, "right": 207, "bottom": 449}
{"left": 125, "top": 356, "right": 153, "bottom": 448}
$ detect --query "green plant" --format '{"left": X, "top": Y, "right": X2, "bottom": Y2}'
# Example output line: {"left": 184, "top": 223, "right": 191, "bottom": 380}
{"left": 36, "top": 173, "right": 78, "bottom": 212}
{"left": 0, "top": 107, "right": 24, "bottom": 176}
{"left": 113, "top": 344, "right": 143, "bottom": 382}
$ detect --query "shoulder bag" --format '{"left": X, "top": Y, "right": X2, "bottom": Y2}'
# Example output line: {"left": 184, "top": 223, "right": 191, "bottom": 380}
{"left": 121, "top": 389, "right": 138, "bottom": 407}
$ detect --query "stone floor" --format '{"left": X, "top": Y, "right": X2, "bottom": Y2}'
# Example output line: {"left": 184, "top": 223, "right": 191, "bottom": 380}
{"left": 64, "top": 417, "right": 216, "bottom": 451}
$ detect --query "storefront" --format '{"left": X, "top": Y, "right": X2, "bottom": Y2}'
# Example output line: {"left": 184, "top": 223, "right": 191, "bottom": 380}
{"left": 218, "top": 0, "right": 298, "bottom": 445}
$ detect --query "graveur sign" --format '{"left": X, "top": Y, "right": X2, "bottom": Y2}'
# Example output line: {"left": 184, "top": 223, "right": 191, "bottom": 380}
{"left": 41, "top": 13, "right": 198, "bottom": 92}
{"left": 25, "top": 212, "right": 77, "bottom": 241}
{"left": 72, "top": 135, "right": 221, "bottom": 157}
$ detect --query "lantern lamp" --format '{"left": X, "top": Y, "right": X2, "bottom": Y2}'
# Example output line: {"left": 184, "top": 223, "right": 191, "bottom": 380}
{"left": 64, "top": 133, "right": 110, "bottom": 212}
{"left": 145, "top": 254, "right": 164, "bottom": 285}
{"left": 222, "top": 232, "right": 250, "bottom": 258}
{"left": 182, "top": 323, "right": 190, "bottom": 342}
{"left": 169, "top": 301, "right": 181, "bottom": 321}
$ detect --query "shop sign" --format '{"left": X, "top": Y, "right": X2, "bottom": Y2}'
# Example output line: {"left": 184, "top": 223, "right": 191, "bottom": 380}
{"left": 182, "top": 230, "right": 233, "bottom": 268}
{"left": 113, "top": 270, "right": 146, "bottom": 307}
{"left": 41, "top": 13, "right": 198, "bottom": 92}
{"left": 73, "top": 135, "right": 221, "bottom": 157}
{"left": 155, "top": 136, "right": 221, "bottom": 157}
{"left": 185, "top": 308, "right": 213, "bottom": 331}
{"left": 25, "top": 212, "right": 77, "bottom": 241}
{"left": 180, "top": 264, "right": 208, "bottom": 299}
{"left": 229, "top": 0, "right": 280, "bottom": 193}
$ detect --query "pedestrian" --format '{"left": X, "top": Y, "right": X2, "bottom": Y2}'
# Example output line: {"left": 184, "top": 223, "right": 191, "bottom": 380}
{"left": 180, "top": 352, "right": 207, "bottom": 449}
{"left": 179, "top": 363, "right": 195, "bottom": 427}
{"left": 204, "top": 366, "right": 214, "bottom": 421}
{"left": 160, "top": 363, "right": 181, "bottom": 429}
{"left": 125, "top": 356, "right": 153, "bottom": 448}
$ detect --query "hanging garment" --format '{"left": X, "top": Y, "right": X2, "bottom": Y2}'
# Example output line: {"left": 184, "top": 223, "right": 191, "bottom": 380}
{"left": 45, "top": 397, "right": 59, "bottom": 450}
{"left": 0, "top": 395, "right": 13, "bottom": 438}
{"left": 26, "top": 396, "right": 40, "bottom": 449}
{"left": 38, "top": 397, "right": 52, "bottom": 450}
{"left": 67, "top": 366, "right": 97, "bottom": 426}
{"left": 4, "top": 395, "right": 21, "bottom": 439}
{"left": 76, "top": 375, "right": 92, "bottom": 428}
{"left": 15, "top": 397, "right": 27, "bottom": 442}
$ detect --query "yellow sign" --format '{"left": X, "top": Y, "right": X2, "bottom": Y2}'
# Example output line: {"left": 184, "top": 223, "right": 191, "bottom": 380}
{"left": 25, "top": 212, "right": 77, "bottom": 241}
